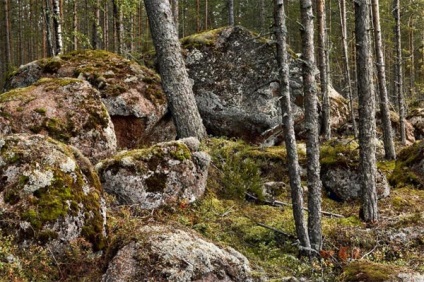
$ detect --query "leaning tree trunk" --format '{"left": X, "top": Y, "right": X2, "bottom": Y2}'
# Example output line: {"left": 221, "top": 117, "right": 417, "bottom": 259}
{"left": 317, "top": 0, "right": 330, "bottom": 140}
{"left": 355, "top": 0, "right": 378, "bottom": 223}
{"left": 144, "top": 0, "right": 207, "bottom": 140}
{"left": 273, "top": 0, "right": 311, "bottom": 256}
{"left": 300, "top": 0, "right": 322, "bottom": 252}
{"left": 371, "top": 0, "right": 396, "bottom": 160}
{"left": 52, "top": 0, "right": 63, "bottom": 55}
{"left": 338, "top": 0, "right": 357, "bottom": 137}
{"left": 393, "top": 0, "right": 406, "bottom": 145}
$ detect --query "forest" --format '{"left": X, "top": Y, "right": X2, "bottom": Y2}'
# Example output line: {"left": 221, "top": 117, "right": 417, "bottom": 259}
{"left": 0, "top": 0, "right": 423, "bottom": 281}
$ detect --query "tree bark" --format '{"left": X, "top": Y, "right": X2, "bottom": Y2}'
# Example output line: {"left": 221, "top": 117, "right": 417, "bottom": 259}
{"left": 300, "top": 0, "right": 322, "bottom": 252}
{"left": 393, "top": 0, "right": 406, "bottom": 145}
{"left": 44, "top": 0, "right": 54, "bottom": 57}
{"left": 273, "top": 0, "right": 311, "bottom": 256}
{"left": 52, "top": 0, "right": 63, "bottom": 55}
{"left": 171, "top": 0, "right": 179, "bottom": 37}
{"left": 4, "top": 0, "right": 11, "bottom": 67}
{"left": 354, "top": 0, "right": 378, "bottom": 223}
{"left": 371, "top": 0, "right": 396, "bottom": 160}
{"left": 338, "top": 0, "right": 357, "bottom": 137}
{"left": 228, "top": 0, "right": 234, "bottom": 26}
{"left": 144, "top": 0, "right": 207, "bottom": 140}
{"left": 317, "top": 0, "right": 330, "bottom": 140}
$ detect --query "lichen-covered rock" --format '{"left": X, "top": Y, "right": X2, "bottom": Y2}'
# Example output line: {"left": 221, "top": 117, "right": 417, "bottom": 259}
{"left": 320, "top": 138, "right": 390, "bottom": 201}
{"left": 96, "top": 137, "right": 211, "bottom": 209}
{"left": 0, "top": 134, "right": 106, "bottom": 250}
{"left": 322, "top": 167, "right": 390, "bottom": 201}
{"left": 182, "top": 26, "right": 305, "bottom": 143}
{"left": 0, "top": 78, "right": 116, "bottom": 162}
{"left": 407, "top": 108, "right": 424, "bottom": 140}
{"left": 102, "top": 224, "right": 253, "bottom": 282}
{"left": 328, "top": 87, "right": 351, "bottom": 133}
{"left": 4, "top": 50, "right": 169, "bottom": 149}
{"left": 389, "top": 140, "right": 424, "bottom": 189}
{"left": 382, "top": 110, "right": 416, "bottom": 145}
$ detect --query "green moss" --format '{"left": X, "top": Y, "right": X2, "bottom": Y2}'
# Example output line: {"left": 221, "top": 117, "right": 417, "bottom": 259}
{"left": 34, "top": 108, "right": 47, "bottom": 115}
{"left": 389, "top": 141, "right": 424, "bottom": 188}
{"left": 320, "top": 138, "right": 359, "bottom": 168}
{"left": 341, "top": 260, "right": 397, "bottom": 281}
{"left": 39, "top": 58, "right": 62, "bottom": 73}
{"left": 181, "top": 27, "right": 226, "bottom": 49}
{"left": 34, "top": 77, "right": 81, "bottom": 91}
{"left": 0, "top": 86, "right": 36, "bottom": 103}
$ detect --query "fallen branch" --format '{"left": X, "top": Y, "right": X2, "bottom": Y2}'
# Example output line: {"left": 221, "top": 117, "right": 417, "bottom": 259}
{"left": 253, "top": 220, "right": 297, "bottom": 240}
{"left": 245, "top": 192, "right": 344, "bottom": 218}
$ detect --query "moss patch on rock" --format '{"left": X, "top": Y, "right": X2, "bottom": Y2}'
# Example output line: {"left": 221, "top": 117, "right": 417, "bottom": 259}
{"left": 389, "top": 140, "right": 424, "bottom": 188}
{"left": 0, "top": 134, "right": 106, "bottom": 250}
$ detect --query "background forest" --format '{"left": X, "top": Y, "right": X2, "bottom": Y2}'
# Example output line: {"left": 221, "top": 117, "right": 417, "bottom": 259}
{"left": 1, "top": 0, "right": 424, "bottom": 107}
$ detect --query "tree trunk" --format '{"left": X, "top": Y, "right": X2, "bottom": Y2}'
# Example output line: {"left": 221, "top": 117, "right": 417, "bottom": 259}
{"left": 92, "top": 0, "right": 101, "bottom": 49}
{"left": 171, "top": 0, "right": 179, "bottom": 37}
{"left": 228, "top": 0, "right": 234, "bottom": 26}
{"left": 273, "top": 0, "right": 311, "bottom": 256}
{"left": 300, "top": 0, "right": 322, "bottom": 252}
{"left": 371, "top": 0, "right": 396, "bottom": 160}
{"left": 317, "top": 0, "right": 330, "bottom": 140}
{"left": 4, "top": 0, "right": 11, "bottom": 67}
{"left": 259, "top": 0, "right": 265, "bottom": 34}
{"left": 393, "top": 0, "right": 406, "bottom": 145}
{"left": 73, "top": 0, "right": 78, "bottom": 50}
{"left": 144, "top": 0, "right": 207, "bottom": 140}
{"left": 338, "top": 0, "right": 357, "bottom": 137}
{"left": 52, "top": 0, "right": 63, "bottom": 55}
{"left": 112, "top": 0, "right": 123, "bottom": 55}
{"left": 205, "top": 0, "right": 208, "bottom": 30}
{"left": 44, "top": 0, "right": 54, "bottom": 57}
{"left": 354, "top": 0, "right": 378, "bottom": 223}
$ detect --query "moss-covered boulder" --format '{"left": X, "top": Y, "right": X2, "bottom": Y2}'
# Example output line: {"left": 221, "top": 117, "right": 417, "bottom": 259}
{"left": 340, "top": 260, "right": 424, "bottom": 282}
{"left": 182, "top": 26, "right": 305, "bottom": 144}
{"left": 0, "top": 134, "right": 106, "bottom": 250}
{"left": 4, "top": 50, "right": 171, "bottom": 149}
{"left": 390, "top": 140, "right": 424, "bottom": 189}
{"left": 96, "top": 137, "right": 211, "bottom": 209}
{"left": 102, "top": 224, "right": 253, "bottom": 282}
{"left": 320, "top": 139, "right": 390, "bottom": 201}
{"left": 0, "top": 78, "right": 116, "bottom": 162}
{"left": 407, "top": 108, "right": 424, "bottom": 140}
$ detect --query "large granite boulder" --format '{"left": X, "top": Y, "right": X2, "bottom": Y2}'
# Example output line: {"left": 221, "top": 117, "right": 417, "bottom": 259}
{"left": 0, "top": 134, "right": 106, "bottom": 250}
{"left": 0, "top": 78, "right": 116, "bottom": 162}
{"left": 96, "top": 137, "right": 210, "bottom": 209}
{"left": 182, "top": 26, "right": 305, "bottom": 144}
{"left": 4, "top": 50, "right": 171, "bottom": 149}
{"left": 102, "top": 224, "right": 253, "bottom": 282}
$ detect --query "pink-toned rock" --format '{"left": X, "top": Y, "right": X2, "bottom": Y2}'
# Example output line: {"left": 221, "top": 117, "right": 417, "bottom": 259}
{"left": 0, "top": 78, "right": 116, "bottom": 162}
{"left": 4, "top": 50, "right": 171, "bottom": 149}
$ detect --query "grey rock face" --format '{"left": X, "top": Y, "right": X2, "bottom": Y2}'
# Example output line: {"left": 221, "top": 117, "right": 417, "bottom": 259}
{"left": 183, "top": 26, "right": 304, "bottom": 144}
{"left": 0, "top": 134, "right": 106, "bottom": 249}
{"left": 0, "top": 78, "right": 116, "bottom": 163}
{"left": 96, "top": 137, "right": 210, "bottom": 209}
{"left": 322, "top": 167, "right": 390, "bottom": 201}
{"left": 102, "top": 224, "right": 252, "bottom": 282}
